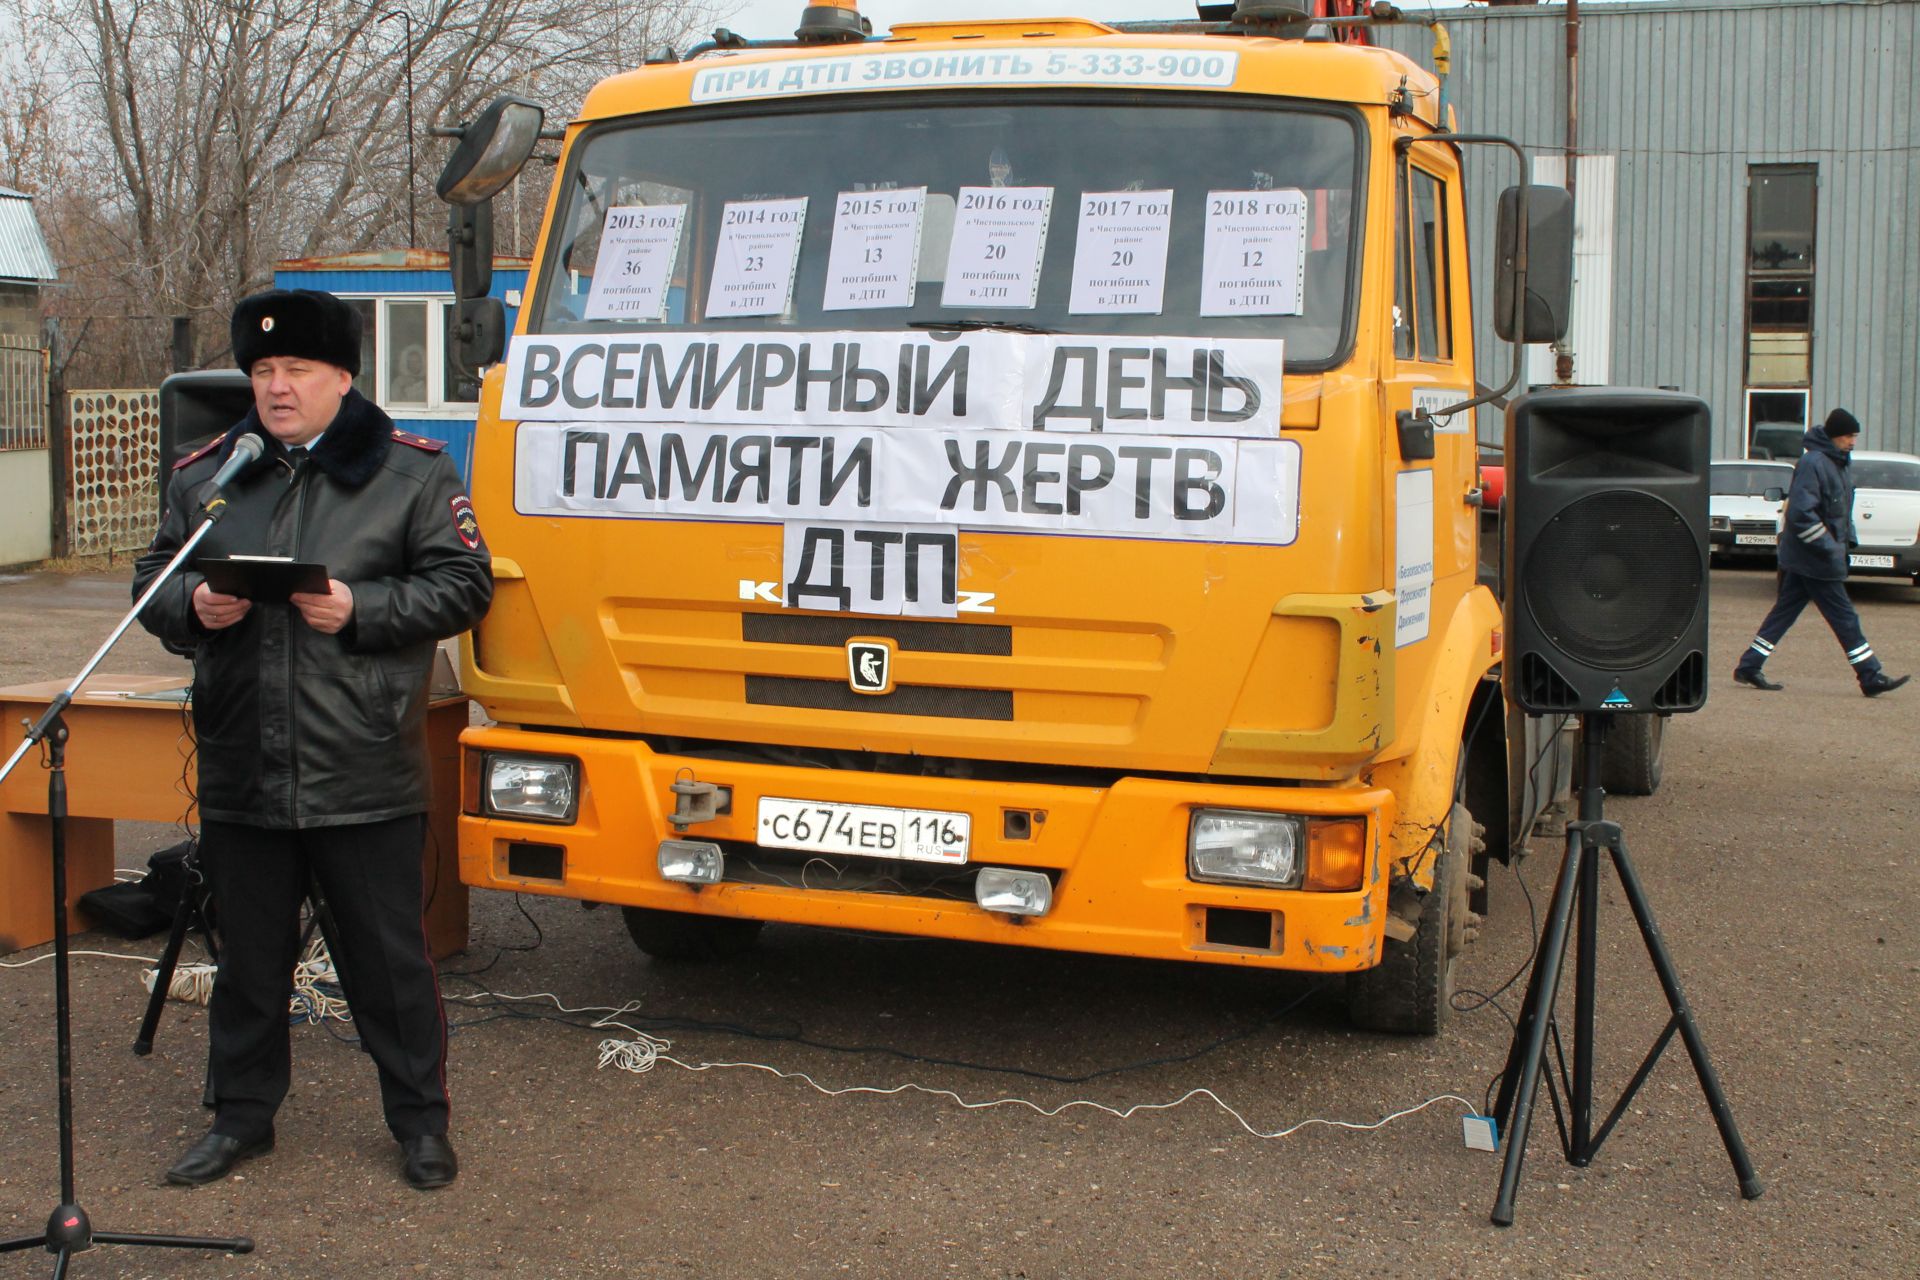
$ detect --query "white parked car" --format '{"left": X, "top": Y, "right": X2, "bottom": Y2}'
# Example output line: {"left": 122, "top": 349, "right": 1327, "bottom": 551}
{"left": 1709, "top": 460, "right": 1791, "bottom": 565}
{"left": 1847, "top": 451, "right": 1920, "bottom": 586}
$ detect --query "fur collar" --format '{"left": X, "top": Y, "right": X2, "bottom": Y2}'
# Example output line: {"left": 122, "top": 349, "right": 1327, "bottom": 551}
{"left": 219, "top": 388, "right": 395, "bottom": 489}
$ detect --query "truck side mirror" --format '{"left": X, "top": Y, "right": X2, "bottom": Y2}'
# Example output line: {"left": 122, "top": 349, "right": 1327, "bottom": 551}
{"left": 450, "top": 297, "right": 507, "bottom": 392}
{"left": 448, "top": 201, "right": 494, "bottom": 301}
{"left": 435, "top": 96, "right": 544, "bottom": 206}
{"left": 1493, "top": 185, "right": 1574, "bottom": 344}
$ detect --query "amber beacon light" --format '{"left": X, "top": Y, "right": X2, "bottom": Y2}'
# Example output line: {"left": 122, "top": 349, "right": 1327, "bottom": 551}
{"left": 797, "top": 0, "right": 868, "bottom": 44}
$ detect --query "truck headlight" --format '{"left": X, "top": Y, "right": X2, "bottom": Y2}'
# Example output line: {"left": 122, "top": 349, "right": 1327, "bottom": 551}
{"left": 484, "top": 754, "right": 579, "bottom": 823}
{"left": 1188, "top": 810, "right": 1303, "bottom": 887}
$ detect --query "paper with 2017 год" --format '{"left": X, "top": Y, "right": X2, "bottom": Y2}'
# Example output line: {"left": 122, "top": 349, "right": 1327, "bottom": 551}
{"left": 1069, "top": 190, "right": 1173, "bottom": 315}
{"left": 707, "top": 197, "right": 809, "bottom": 318}
{"left": 583, "top": 204, "right": 687, "bottom": 321}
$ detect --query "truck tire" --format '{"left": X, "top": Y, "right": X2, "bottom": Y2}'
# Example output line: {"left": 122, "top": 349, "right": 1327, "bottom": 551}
{"left": 1599, "top": 713, "right": 1664, "bottom": 796}
{"left": 620, "top": 906, "right": 763, "bottom": 961}
{"left": 1346, "top": 803, "right": 1475, "bottom": 1035}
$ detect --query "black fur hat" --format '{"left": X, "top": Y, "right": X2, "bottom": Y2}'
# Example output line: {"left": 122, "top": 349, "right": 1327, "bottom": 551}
{"left": 1824, "top": 407, "right": 1861, "bottom": 439}
{"left": 231, "top": 289, "right": 363, "bottom": 376}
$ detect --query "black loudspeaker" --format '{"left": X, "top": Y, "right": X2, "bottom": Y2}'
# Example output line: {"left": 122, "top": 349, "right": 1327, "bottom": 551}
{"left": 1504, "top": 387, "right": 1710, "bottom": 715}
{"left": 157, "top": 370, "right": 253, "bottom": 520}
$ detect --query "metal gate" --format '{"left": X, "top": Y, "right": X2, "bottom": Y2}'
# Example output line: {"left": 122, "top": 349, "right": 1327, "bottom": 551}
{"left": 67, "top": 389, "right": 159, "bottom": 556}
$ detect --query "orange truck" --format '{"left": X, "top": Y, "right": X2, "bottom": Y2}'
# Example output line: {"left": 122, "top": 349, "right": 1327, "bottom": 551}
{"left": 434, "top": 1, "right": 1615, "bottom": 1033}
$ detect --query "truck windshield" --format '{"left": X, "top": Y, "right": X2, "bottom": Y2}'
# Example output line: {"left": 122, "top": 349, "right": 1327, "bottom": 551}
{"left": 533, "top": 96, "right": 1362, "bottom": 367}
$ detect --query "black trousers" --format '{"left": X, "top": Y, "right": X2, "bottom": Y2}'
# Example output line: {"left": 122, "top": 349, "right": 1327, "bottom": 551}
{"left": 200, "top": 816, "right": 449, "bottom": 1143}
{"left": 1735, "top": 569, "right": 1884, "bottom": 682}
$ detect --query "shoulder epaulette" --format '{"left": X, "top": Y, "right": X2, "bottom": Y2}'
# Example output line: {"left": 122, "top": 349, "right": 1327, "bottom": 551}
{"left": 391, "top": 430, "right": 446, "bottom": 453}
{"left": 172, "top": 436, "right": 227, "bottom": 471}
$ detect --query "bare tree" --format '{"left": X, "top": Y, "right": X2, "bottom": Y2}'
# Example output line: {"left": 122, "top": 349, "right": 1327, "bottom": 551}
{"left": 32, "top": 0, "right": 721, "bottom": 383}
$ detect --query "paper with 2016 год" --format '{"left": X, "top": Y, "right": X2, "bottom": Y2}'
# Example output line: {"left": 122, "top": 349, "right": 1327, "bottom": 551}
{"left": 943, "top": 186, "right": 1053, "bottom": 309}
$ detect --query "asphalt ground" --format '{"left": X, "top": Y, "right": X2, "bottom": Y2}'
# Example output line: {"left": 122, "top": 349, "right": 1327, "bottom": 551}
{"left": 0, "top": 562, "right": 1915, "bottom": 1278}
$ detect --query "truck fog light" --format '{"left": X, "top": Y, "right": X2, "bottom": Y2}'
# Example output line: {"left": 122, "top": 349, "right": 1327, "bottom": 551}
{"left": 975, "top": 868, "right": 1052, "bottom": 917}
{"left": 1189, "top": 810, "right": 1303, "bottom": 887}
{"left": 658, "top": 840, "right": 724, "bottom": 884}
{"left": 484, "top": 754, "right": 579, "bottom": 822}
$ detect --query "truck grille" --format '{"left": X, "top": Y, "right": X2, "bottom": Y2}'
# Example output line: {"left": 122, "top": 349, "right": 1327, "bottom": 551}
{"left": 742, "top": 613, "right": 1016, "bottom": 719}
{"left": 1731, "top": 519, "right": 1775, "bottom": 535}
{"left": 745, "top": 675, "right": 1014, "bottom": 720}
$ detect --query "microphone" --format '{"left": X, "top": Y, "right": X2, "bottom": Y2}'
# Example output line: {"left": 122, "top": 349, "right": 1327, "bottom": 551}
{"left": 196, "top": 433, "right": 267, "bottom": 518}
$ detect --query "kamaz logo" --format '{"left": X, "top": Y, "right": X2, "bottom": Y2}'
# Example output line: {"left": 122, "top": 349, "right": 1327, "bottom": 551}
{"left": 847, "top": 640, "right": 893, "bottom": 695}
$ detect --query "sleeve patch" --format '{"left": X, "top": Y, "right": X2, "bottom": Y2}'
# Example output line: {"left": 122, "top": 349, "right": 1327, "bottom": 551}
{"left": 451, "top": 495, "right": 482, "bottom": 550}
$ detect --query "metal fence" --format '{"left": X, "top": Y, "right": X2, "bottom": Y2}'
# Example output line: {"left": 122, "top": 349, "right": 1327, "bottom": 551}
{"left": 67, "top": 389, "right": 160, "bottom": 556}
{"left": 0, "top": 339, "right": 48, "bottom": 452}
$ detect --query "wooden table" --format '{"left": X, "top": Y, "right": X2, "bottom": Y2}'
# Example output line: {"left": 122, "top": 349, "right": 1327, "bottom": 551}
{"left": 0, "top": 675, "right": 469, "bottom": 958}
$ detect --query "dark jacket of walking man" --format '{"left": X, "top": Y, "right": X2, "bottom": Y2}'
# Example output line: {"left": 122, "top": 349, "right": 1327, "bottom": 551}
{"left": 1733, "top": 408, "right": 1908, "bottom": 697}
{"left": 133, "top": 289, "right": 493, "bottom": 1189}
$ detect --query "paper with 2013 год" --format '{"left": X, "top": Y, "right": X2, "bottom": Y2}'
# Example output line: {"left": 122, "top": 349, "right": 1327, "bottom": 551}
{"left": 823, "top": 188, "right": 926, "bottom": 311}
{"left": 1200, "top": 189, "right": 1306, "bottom": 317}
{"left": 583, "top": 204, "right": 687, "bottom": 321}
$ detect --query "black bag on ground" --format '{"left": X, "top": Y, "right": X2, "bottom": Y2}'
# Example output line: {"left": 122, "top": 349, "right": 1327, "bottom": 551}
{"left": 77, "top": 838, "right": 197, "bottom": 940}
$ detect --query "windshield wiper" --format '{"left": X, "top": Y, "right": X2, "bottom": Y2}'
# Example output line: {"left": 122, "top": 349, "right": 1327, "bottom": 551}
{"left": 907, "top": 319, "right": 1057, "bottom": 335}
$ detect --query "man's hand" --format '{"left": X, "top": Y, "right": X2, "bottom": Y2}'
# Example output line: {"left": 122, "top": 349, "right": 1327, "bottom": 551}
{"left": 193, "top": 582, "right": 252, "bottom": 630}
{"left": 292, "top": 579, "right": 355, "bottom": 634}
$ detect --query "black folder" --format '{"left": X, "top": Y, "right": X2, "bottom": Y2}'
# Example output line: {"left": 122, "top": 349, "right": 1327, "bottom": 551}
{"left": 195, "top": 556, "right": 330, "bottom": 603}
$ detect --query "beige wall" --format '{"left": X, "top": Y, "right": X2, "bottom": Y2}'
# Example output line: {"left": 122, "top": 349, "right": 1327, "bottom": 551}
{"left": 0, "top": 449, "right": 51, "bottom": 565}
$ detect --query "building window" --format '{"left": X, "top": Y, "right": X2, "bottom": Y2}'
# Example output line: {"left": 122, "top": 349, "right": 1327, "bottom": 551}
{"left": 337, "top": 296, "right": 478, "bottom": 412}
{"left": 1744, "top": 165, "right": 1815, "bottom": 458}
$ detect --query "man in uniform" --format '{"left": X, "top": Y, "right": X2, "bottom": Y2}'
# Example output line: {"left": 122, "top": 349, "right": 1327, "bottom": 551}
{"left": 1733, "top": 408, "right": 1908, "bottom": 697}
{"left": 134, "top": 289, "right": 493, "bottom": 1188}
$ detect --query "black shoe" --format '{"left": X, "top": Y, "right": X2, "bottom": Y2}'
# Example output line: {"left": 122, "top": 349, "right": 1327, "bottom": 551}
{"left": 165, "top": 1130, "right": 273, "bottom": 1186}
{"left": 1862, "top": 672, "right": 1910, "bottom": 698}
{"left": 1733, "top": 668, "right": 1784, "bottom": 691}
{"left": 401, "top": 1134, "right": 458, "bottom": 1190}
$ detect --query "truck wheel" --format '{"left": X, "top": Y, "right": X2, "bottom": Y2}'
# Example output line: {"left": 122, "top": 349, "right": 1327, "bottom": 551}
{"left": 1599, "top": 713, "right": 1664, "bottom": 796}
{"left": 1346, "top": 803, "right": 1476, "bottom": 1036}
{"left": 620, "top": 906, "right": 763, "bottom": 961}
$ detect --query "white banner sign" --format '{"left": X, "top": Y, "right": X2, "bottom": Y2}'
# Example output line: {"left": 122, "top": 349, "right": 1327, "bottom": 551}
{"left": 690, "top": 48, "right": 1240, "bottom": 103}
{"left": 943, "top": 187, "right": 1053, "bottom": 310}
{"left": 583, "top": 205, "right": 687, "bottom": 322}
{"left": 514, "top": 422, "right": 1302, "bottom": 547}
{"left": 501, "top": 331, "right": 1286, "bottom": 438}
{"left": 1200, "top": 190, "right": 1306, "bottom": 317}
{"left": 782, "top": 521, "right": 959, "bottom": 617}
{"left": 1070, "top": 191, "right": 1173, "bottom": 315}
{"left": 707, "top": 197, "right": 808, "bottom": 318}
{"left": 823, "top": 188, "right": 926, "bottom": 311}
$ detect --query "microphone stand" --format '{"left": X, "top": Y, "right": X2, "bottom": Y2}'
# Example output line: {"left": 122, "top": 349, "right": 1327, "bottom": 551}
{"left": 0, "top": 493, "right": 254, "bottom": 1273}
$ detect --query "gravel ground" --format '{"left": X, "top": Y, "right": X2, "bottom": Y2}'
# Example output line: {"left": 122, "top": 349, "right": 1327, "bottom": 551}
{"left": 0, "top": 563, "right": 1915, "bottom": 1278}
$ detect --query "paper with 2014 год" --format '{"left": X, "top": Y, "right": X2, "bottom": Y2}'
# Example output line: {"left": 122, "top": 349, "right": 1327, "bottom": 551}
{"left": 583, "top": 204, "right": 687, "bottom": 321}
{"left": 1069, "top": 190, "right": 1173, "bottom": 315}
{"left": 823, "top": 188, "right": 926, "bottom": 311}
{"left": 943, "top": 186, "right": 1053, "bottom": 309}
{"left": 707, "top": 197, "right": 809, "bottom": 318}
{"left": 1200, "top": 189, "right": 1306, "bottom": 317}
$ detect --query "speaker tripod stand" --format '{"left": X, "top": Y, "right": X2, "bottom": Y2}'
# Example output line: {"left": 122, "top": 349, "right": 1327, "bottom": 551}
{"left": 1488, "top": 713, "right": 1763, "bottom": 1225}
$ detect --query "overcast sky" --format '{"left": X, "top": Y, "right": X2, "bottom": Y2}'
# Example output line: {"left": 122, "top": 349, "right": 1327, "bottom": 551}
{"left": 715, "top": 1, "right": 1657, "bottom": 40}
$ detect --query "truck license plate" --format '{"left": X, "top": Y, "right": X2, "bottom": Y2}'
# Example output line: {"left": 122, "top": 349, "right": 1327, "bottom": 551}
{"left": 757, "top": 797, "right": 970, "bottom": 864}
{"left": 1850, "top": 554, "right": 1896, "bottom": 569}
{"left": 1734, "top": 534, "right": 1776, "bottom": 546}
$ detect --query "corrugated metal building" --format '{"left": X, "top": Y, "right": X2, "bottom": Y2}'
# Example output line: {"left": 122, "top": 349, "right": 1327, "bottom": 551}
{"left": 1376, "top": 0, "right": 1920, "bottom": 458}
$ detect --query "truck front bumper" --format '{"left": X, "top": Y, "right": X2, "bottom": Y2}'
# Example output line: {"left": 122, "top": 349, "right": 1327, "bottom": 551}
{"left": 459, "top": 725, "right": 1397, "bottom": 973}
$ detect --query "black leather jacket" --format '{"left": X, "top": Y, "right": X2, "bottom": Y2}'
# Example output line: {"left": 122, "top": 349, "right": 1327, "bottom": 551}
{"left": 134, "top": 390, "right": 493, "bottom": 828}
